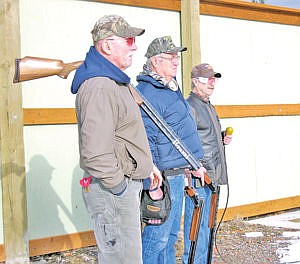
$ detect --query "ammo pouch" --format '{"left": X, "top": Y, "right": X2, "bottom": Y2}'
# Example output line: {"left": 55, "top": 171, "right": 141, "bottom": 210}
{"left": 141, "top": 176, "right": 171, "bottom": 225}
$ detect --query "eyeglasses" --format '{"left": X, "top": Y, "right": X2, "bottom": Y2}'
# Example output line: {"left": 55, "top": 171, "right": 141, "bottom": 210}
{"left": 107, "top": 37, "right": 135, "bottom": 47}
{"left": 197, "top": 77, "right": 217, "bottom": 85}
{"left": 159, "top": 55, "right": 180, "bottom": 63}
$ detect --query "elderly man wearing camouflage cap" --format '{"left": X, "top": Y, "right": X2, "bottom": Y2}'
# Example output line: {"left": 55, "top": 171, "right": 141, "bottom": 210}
{"left": 71, "top": 15, "right": 162, "bottom": 264}
{"left": 136, "top": 36, "right": 206, "bottom": 264}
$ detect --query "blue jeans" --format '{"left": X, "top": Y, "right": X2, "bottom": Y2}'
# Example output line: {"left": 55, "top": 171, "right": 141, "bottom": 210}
{"left": 182, "top": 181, "right": 212, "bottom": 264}
{"left": 82, "top": 177, "right": 143, "bottom": 264}
{"left": 142, "top": 174, "right": 185, "bottom": 264}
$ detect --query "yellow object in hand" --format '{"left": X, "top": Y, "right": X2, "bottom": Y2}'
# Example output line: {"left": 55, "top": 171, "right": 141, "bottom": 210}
{"left": 225, "top": 127, "right": 234, "bottom": 136}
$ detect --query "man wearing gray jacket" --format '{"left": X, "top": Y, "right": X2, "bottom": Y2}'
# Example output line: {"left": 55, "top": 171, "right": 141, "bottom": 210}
{"left": 183, "top": 63, "right": 232, "bottom": 264}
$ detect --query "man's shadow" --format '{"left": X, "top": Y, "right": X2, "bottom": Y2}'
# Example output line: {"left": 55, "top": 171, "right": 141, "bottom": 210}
{"left": 26, "top": 154, "right": 72, "bottom": 245}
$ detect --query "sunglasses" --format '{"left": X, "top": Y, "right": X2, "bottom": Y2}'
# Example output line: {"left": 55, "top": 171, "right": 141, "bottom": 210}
{"left": 107, "top": 37, "right": 135, "bottom": 47}
{"left": 197, "top": 77, "right": 217, "bottom": 85}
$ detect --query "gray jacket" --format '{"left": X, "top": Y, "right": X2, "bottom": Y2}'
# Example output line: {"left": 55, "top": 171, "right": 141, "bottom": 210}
{"left": 187, "top": 92, "right": 228, "bottom": 185}
{"left": 76, "top": 77, "right": 153, "bottom": 194}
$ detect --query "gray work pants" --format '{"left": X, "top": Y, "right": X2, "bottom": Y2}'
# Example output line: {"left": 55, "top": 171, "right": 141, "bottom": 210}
{"left": 82, "top": 177, "right": 143, "bottom": 264}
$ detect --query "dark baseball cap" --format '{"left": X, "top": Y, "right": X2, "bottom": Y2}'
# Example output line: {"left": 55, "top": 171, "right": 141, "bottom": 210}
{"left": 145, "top": 36, "right": 187, "bottom": 58}
{"left": 91, "top": 15, "right": 145, "bottom": 42}
{"left": 191, "top": 63, "right": 221, "bottom": 78}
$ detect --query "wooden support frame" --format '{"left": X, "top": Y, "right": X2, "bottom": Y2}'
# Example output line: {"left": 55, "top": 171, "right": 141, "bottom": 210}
{"left": 1, "top": 0, "right": 299, "bottom": 262}
{"left": 0, "top": 0, "right": 29, "bottom": 263}
{"left": 180, "top": 0, "right": 201, "bottom": 97}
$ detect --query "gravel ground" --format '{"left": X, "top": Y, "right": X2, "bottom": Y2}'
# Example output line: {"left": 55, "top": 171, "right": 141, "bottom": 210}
{"left": 23, "top": 213, "right": 299, "bottom": 264}
{"left": 210, "top": 218, "right": 294, "bottom": 264}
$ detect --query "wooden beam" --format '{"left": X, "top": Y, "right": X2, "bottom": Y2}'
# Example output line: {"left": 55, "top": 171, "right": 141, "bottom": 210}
{"left": 201, "top": 0, "right": 300, "bottom": 26}
{"left": 218, "top": 195, "right": 300, "bottom": 222}
{"left": 93, "top": 0, "right": 300, "bottom": 26}
{"left": 29, "top": 231, "right": 96, "bottom": 258}
{"left": 215, "top": 104, "right": 300, "bottom": 118}
{"left": 0, "top": 195, "right": 297, "bottom": 261}
{"left": 23, "top": 108, "right": 77, "bottom": 125}
{"left": 181, "top": 0, "right": 201, "bottom": 97}
{"left": 93, "top": 0, "right": 181, "bottom": 11}
{"left": 0, "top": 0, "right": 29, "bottom": 263}
{"left": 22, "top": 104, "right": 300, "bottom": 125}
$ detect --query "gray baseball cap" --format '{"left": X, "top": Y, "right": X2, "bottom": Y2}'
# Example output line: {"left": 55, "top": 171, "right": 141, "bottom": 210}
{"left": 91, "top": 15, "right": 145, "bottom": 42}
{"left": 191, "top": 63, "right": 221, "bottom": 78}
{"left": 145, "top": 36, "right": 187, "bottom": 58}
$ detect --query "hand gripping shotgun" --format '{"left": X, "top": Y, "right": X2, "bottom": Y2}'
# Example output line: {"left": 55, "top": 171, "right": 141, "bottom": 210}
{"left": 14, "top": 56, "right": 219, "bottom": 264}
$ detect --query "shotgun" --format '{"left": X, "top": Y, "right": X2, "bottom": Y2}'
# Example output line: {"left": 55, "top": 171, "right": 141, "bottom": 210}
{"left": 207, "top": 185, "right": 220, "bottom": 264}
{"left": 185, "top": 186, "right": 204, "bottom": 264}
{"left": 13, "top": 56, "right": 215, "bottom": 190}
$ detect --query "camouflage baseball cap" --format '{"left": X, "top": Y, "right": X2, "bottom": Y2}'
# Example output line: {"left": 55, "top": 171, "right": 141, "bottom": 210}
{"left": 191, "top": 63, "right": 221, "bottom": 78}
{"left": 91, "top": 15, "right": 145, "bottom": 42}
{"left": 145, "top": 36, "right": 187, "bottom": 58}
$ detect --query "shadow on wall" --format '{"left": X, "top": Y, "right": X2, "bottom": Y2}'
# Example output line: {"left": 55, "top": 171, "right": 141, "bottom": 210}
{"left": 26, "top": 155, "right": 72, "bottom": 244}
{"left": 26, "top": 155, "right": 91, "bottom": 244}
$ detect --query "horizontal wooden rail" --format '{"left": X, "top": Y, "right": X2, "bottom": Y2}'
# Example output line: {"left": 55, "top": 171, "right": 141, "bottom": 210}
{"left": 218, "top": 195, "right": 300, "bottom": 222}
{"left": 23, "top": 104, "right": 300, "bottom": 125}
{"left": 94, "top": 0, "right": 300, "bottom": 26}
{"left": 215, "top": 103, "right": 300, "bottom": 118}
{"left": 200, "top": 0, "right": 300, "bottom": 26}
{"left": 0, "top": 195, "right": 298, "bottom": 261}
{"left": 23, "top": 108, "right": 77, "bottom": 125}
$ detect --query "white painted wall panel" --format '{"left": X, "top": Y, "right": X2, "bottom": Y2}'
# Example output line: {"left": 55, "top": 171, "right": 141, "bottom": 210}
{"left": 23, "top": 125, "right": 90, "bottom": 239}
{"left": 200, "top": 15, "right": 300, "bottom": 105}
{"left": 220, "top": 116, "right": 300, "bottom": 208}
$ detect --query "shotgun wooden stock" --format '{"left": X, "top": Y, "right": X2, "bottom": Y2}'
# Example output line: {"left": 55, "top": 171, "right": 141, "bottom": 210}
{"left": 190, "top": 206, "right": 201, "bottom": 241}
{"left": 207, "top": 185, "right": 220, "bottom": 264}
{"left": 185, "top": 186, "right": 204, "bottom": 264}
{"left": 13, "top": 56, "right": 83, "bottom": 83}
{"left": 208, "top": 192, "right": 218, "bottom": 229}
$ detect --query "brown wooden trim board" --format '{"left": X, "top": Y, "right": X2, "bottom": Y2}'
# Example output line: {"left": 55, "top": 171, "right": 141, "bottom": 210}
{"left": 0, "top": 195, "right": 298, "bottom": 261}
{"left": 23, "top": 104, "right": 300, "bottom": 125}
{"left": 93, "top": 0, "right": 300, "bottom": 26}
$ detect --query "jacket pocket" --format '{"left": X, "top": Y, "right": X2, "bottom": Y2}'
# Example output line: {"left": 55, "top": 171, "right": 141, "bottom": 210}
{"left": 114, "top": 141, "right": 137, "bottom": 177}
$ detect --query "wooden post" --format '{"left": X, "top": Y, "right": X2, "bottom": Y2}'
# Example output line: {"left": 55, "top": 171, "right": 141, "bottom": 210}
{"left": 181, "top": 0, "right": 202, "bottom": 97}
{"left": 0, "top": 0, "right": 29, "bottom": 263}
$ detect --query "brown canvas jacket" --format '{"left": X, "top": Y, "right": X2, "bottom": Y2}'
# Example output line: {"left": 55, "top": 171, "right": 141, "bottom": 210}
{"left": 76, "top": 77, "right": 153, "bottom": 194}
